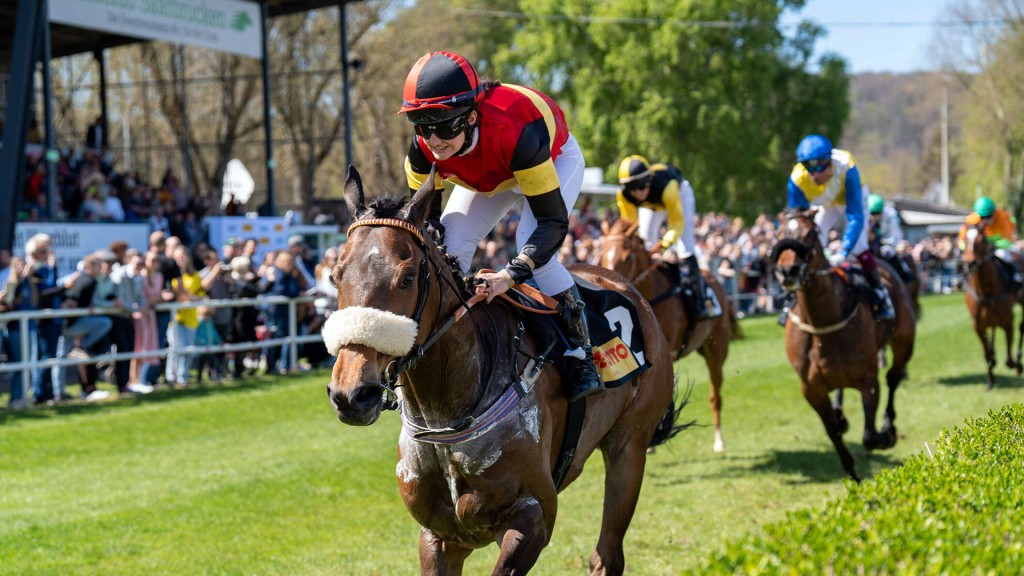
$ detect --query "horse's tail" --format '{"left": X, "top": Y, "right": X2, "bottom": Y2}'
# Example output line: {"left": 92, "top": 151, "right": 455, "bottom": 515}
{"left": 649, "top": 376, "right": 695, "bottom": 448}
{"left": 727, "top": 299, "right": 744, "bottom": 340}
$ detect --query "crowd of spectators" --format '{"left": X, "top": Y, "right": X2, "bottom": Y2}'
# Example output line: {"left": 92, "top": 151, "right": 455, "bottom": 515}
{"left": 0, "top": 128, "right": 976, "bottom": 411}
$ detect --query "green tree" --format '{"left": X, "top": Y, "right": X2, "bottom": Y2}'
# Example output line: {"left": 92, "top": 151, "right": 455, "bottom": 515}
{"left": 490, "top": 0, "right": 849, "bottom": 217}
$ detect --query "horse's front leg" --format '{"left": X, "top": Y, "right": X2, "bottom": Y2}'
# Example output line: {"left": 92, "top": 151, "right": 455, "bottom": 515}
{"left": 1017, "top": 312, "right": 1024, "bottom": 376}
{"left": 1004, "top": 318, "right": 1021, "bottom": 374}
{"left": 859, "top": 374, "right": 893, "bottom": 451}
{"left": 419, "top": 528, "right": 473, "bottom": 576}
{"left": 805, "top": 384, "right": 860, "bottom": 482}
{"left": 831, "top": 389, "right": 849, "bottom": 435}
{"left": 978, "top": 324, "right": 996, "bottom": 389}
{"left": 492, "top": 501, "right": 548, "bottom": 576}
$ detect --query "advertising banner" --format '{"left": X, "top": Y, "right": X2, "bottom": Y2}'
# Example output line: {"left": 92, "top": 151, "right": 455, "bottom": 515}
{"left": 49, "top": 0, "right": 263, "bottom": 59}
{"left": 13, "top": 222, "right": 150, "bottom": 277}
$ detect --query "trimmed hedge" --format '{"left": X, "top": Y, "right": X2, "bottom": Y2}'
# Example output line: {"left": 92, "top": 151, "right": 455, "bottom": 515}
{"left": 698, "top": 403, "right": 1024, "bottom": 575}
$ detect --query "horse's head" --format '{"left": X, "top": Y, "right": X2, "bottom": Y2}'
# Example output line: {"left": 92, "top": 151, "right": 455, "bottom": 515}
{"left": 961, "top": 222, "right": 990, "bottom": 271}
{"left": 771, "top": 208, "right": 826, "bottom": 292}
{"left": 597, "top": 218, "right": 645, "bottom": 280}
{"left": 323, "top": 166, "right": 440, "bottom": 426}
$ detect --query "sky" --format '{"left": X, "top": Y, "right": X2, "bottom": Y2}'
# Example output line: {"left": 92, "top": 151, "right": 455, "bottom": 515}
{"left": 780, "top": 0, "right": 949, "bottom": 74}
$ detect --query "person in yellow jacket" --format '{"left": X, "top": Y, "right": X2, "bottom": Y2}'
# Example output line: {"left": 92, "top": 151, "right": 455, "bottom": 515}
{"left": 616, "top": 155, "right": 720, "bottom": 319}
{"left": 958, "top": 196, "right": 1023, "bottom": 286}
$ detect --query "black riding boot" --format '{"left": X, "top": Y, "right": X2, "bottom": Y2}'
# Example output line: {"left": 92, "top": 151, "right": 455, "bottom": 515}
{"left": 554, "top": 285, "right": 605, "bottom": 402}
{"left": 866, "top": 269, "right": 896, "bottom": 320}
{"left": 682, "top": 254, "right": 717, "bottom": 320}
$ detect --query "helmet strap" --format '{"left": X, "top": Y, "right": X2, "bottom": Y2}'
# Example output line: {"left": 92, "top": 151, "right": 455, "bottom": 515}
{"left": 454, "top": 109, "right": 479, "bottom": 156}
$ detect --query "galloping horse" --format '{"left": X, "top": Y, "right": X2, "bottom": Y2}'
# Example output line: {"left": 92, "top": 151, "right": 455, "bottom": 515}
{"left": 772, "top": 209, "right": 916, "bottom": 481}
{"left": 325, "top": 167, "right": 683, "bottom": 575}
{"left": 961, "top": 223, "right": 1024, "bottom": 388}
{"left": 597, "top": 218, "right": 736, "bottom": 452}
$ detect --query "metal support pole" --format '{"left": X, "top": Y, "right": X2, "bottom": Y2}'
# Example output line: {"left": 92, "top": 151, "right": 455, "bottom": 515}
{"left": 41, "top": 1, "right": 58, "bottom": 221}
{"left": 96, "top": 50, "right": 109, "bottom": 144}
{"left": 260, "top": 0, "right": 276, "bottom": 216}
{"left": 0, "top": 0, "right": 44, "bottom": 251}
{"left": 19, "top": 316, "right": 31, "bottom": 404}
{"left": 339, "top": 1, "right": 354, "bottom": 169}
{"left": 288, "top": 299, "right": 298, "bottom": 372}
{"left": 940, "top": 79, "right": 950, "bottom": 206}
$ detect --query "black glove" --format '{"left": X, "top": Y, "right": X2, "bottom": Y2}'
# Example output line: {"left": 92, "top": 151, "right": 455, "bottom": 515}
{"left": 426, "top": 218, "right": 446, "bottom": 244}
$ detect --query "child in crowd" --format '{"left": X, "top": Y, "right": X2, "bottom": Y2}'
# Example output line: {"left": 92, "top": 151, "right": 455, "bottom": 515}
{"left": 193, "top": 305, "right": 224, "bottom": 384}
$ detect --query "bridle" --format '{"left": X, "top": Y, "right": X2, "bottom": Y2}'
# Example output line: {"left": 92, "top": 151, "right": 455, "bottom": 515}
{"left": 771, "top": 213, "right": 832, "bottom": 288}
{"left": 346, "top": 217, "right": 483, "bottom": 397}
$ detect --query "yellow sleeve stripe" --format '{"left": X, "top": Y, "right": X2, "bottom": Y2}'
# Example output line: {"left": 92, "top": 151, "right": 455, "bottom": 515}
{"left": 661, "top": 179, "right": 684, "bottom": 245}
{"left": 616, "top": 190, "right": 639, "bottom": 223}
{"left": 404, "top": 156, "right": 443, "bottom": 191}
{"left": 505, "top": 84, "right": 558, "bottom": 147}
{"left": 514, "top": 159, "right": 561, "bottom": 196}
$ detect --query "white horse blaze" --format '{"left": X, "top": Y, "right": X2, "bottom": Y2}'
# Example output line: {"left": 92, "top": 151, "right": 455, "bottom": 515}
{"left": 321, "top": 306, "right": 419, "bottom": 357}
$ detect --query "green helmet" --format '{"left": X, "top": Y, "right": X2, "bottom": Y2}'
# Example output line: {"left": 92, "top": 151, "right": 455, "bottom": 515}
{"left": 867, "top": 193, "right": 885, "bottom": 215}
{"left": 973, "top": 196, "right": 996, "bottom": 218}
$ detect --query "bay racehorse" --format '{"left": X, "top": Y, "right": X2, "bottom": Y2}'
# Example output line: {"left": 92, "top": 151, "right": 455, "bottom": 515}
{"left": 961, "top": 223, "right": 1024, "bottom": 388}
{"left": 772, "top": 208, "right": 916, "bottom": 481}
{"left": 324, "top": 166, "right": 685, "bottom": 575}
{"left": 597, "top": 217, "right": 737, "bottom": 452}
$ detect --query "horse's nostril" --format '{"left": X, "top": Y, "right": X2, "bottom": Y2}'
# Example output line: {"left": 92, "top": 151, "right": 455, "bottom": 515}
{"left": 351, "top": 385, "right": 382, "bottom": 411}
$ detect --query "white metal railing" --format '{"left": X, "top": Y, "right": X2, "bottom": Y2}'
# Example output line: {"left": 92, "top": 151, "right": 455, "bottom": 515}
{"left": 0, "top": 295, "right": 326, "bottom": 400}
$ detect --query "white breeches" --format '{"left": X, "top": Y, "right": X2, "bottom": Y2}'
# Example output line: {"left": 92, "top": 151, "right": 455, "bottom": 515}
{"left": 815, "top": 201, "right": 869, "bottom": 256}
{"left": 637, "top": 179, "right": 697, "bottom": 258}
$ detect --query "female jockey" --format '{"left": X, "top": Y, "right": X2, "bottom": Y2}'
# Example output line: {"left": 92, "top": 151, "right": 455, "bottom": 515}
{"left": 787, "top": 134, "right": 895, "bottom": 320}
{"left": 398, "top": 51, "right": 602, "bottom": 401}
{"left": 616, "top": 154, "right": 719, "bottom": 320}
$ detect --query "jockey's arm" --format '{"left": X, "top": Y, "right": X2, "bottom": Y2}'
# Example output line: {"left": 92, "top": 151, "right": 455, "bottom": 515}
{"left": 505, "top": 130, "right": 569, "bottom": 284}
{"left": 840, "top": 166, "right": 865, "bottom": 257}
{"left": 616, "top": 190, "right": 639, "bottom": 224}
{"left": 787, "top": 178, "right": 810, "bottom": 210}
{"left": 505, "top": 188, "right": 569, "bottom": 283}
{"left": 659, "top": 178, "right": 685, "bottom": 248}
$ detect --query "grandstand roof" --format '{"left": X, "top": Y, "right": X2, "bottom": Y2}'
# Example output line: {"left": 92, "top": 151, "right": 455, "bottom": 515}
{"left": 0, "top": 0, "right": 346, "bottom": 63}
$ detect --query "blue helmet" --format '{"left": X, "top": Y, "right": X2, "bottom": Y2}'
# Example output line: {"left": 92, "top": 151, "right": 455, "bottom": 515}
{"left": 796, "top": 134, "right": 833, "bottom": 163}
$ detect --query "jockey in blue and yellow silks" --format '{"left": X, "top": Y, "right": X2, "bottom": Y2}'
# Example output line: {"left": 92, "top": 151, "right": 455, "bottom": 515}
{"left": 787, "top": 134, "right": 895, "bottom": 320}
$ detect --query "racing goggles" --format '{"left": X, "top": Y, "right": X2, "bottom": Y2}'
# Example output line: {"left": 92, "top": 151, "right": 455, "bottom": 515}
{"left": 802, "top": 158, "right": 831, "bottom": 174}
{"left": 413, "top": 113, "right": 470, "bottom": 140}
{"left": 623, "top": 176, "right": 652, "bottom": 193}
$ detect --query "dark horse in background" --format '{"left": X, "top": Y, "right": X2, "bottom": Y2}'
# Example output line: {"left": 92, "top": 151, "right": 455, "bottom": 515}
{"left": 324, "top": 166, "right": 685, "bottom": 575}
{"left": 868, "top": 227, "right": 921, "bottom": 319}
{"left": 961, "top": 223, "right": 1024, "bottom": 389}
{"left": 772, "top": 209, "right": 916, "bottom": 481}
{"left": 597, "top": 217, "right": 739, "bottom": 452}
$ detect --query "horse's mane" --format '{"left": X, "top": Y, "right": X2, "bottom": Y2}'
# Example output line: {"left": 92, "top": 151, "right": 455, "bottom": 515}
{"left": 366, "top": 194, "right": 408, "bottom": 218}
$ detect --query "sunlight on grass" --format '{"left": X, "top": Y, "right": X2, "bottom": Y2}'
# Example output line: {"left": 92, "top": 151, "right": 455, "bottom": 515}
{"left": 1, "top": 294, "right": 1020, "bottom": 575}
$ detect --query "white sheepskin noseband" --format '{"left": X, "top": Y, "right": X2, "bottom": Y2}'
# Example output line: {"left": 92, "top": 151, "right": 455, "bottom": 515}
{"left": 322, "top": 306, "right": 419, "bottom": 357}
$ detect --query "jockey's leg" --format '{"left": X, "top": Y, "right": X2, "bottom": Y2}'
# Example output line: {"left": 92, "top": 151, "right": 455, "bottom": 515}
{"left": 553, "top": 285, "right": 605, "bottom": 402}
{"left": 681, "top": 254, "right": 714, "bottom": 320}
{"left": 857, "top": 250, "right": 896, "bottom": 320}
{"left": 995, "top": 248, "right": 1024, "bottom": 287}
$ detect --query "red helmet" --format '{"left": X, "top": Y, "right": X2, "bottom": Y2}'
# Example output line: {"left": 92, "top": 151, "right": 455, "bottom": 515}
{"left": 398, "top": 51, "right": 483, "bottom": 123}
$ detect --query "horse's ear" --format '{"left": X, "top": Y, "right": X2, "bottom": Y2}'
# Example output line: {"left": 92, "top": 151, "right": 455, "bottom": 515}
{"left": 344, "top": 165, "right": 366, "bottom": 219}
{"left": 401, "top": 164, "right": 438, "bottom": 226}
{"left": 601, "top": 220, "right": 610, "bottom": 236}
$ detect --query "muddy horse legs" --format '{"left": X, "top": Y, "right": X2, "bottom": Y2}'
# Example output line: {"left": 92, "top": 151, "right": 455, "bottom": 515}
{"left": 588, "top": 438, "right": 651, "bottom": 576}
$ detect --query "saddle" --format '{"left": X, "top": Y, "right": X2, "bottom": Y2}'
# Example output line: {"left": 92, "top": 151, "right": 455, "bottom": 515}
{"left": 835, "top": 266, "right": 889, "bottom": 315}
{"left": 878, "top": 245, "right": 915, "bottom": 285}
{"left": 505, "top": 279, "right": 650, "bottom": 389}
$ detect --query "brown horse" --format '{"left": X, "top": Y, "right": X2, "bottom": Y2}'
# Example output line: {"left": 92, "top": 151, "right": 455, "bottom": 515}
{"left": 325, "top": 167, "right": 684, "bottom": 575}
{"left": 961, "top": 223, "right": 1024, "bottom": 388}
{"left": 772, "top": 209, "right": 916, "bottom": 481}
{"left": 596, "top": 218, "right": 736, "bottom": 452}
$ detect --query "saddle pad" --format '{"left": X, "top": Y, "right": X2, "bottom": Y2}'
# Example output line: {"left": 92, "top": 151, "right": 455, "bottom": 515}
{"left": 506, "top": 279, "right": 650, "bottom": 388}
{"left": 575, "top": 280, "right": 651, "bottom": 387}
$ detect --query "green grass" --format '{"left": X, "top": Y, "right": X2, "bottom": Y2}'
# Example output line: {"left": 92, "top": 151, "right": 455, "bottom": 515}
{"left": 0, "top": 293, "right": 1021, "bottom": 575}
